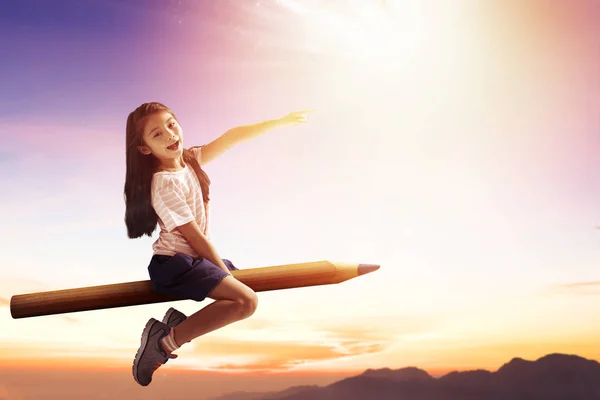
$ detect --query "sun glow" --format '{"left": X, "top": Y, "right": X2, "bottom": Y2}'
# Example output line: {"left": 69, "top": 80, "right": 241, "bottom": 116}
{"left": 272, "top": 0, "right": 467, "bottom": 65}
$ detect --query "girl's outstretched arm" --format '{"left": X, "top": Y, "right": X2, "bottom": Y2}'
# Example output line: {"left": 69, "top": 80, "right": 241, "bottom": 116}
{"left": 200, "top": 110, "right": 314, "bottom": 165}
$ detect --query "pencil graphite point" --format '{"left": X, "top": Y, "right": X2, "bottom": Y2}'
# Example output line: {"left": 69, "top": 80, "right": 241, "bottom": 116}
{"left": 357, "top": 263, "right": 380, "bottom": 275}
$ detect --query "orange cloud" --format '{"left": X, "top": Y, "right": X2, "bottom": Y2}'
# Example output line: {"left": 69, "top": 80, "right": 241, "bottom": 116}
{"left": 191, "top": 322, "right": 399, "bottom": 372}
{"left": 183, "top": 313, "right": 443, "bottom": 372}
{"left": 550, "top": 281, "right": 600, "bottom": 295}
{"left": 194, "top": 337, "right": 387, "bottom": 371}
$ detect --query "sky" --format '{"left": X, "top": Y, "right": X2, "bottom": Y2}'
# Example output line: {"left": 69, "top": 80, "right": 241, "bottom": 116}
{"left": 1, "top": 0, "right": 600, "bottom": 397}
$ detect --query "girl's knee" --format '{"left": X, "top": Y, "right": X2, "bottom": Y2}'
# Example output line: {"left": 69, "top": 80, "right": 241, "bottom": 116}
{"left": 235, "top": 290, "right": 258, "bottom": 319}
{"left": 209, "top": 276, "right": 258, "bottom": 318}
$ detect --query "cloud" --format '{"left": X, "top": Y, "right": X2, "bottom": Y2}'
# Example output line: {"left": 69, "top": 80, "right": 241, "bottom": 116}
{"left": 190, "top": 320, "right": 402, "bottom": 372}
{"left": 195, "top": 337, "right": 387, "bottom": 372}
{"left": 62, "top": 316, "right": 79, "bottom": 324}
{"left": 549, "top": 281, "right": 600, "bottom": 295}
{"left": 195, "top": 314, "right": 442, "bottom": 372}
{"left": 559, "top": 281, "right": 600, "bottom": 288}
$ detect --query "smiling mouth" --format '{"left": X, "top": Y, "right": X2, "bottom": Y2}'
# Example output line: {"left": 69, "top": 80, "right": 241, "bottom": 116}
{"left": 167, "top": 140, "right": 180, "bottom": 151}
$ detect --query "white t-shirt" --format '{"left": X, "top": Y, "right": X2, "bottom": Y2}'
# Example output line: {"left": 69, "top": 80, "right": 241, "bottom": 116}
{"left": 150, "top": 147, "right": 210, "bottom": 257}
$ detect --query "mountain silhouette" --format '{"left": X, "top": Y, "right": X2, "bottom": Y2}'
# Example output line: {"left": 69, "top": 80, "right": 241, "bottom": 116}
{"left": 211, "top": 353, "right": 600, "bottom": 400}
{"left": 361, "top": 366, "right": 434, "bottom": 383}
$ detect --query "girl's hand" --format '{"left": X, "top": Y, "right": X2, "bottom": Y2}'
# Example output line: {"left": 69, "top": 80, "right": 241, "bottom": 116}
{"left": 279, "top": 109, "right": 314, "bottom": 127}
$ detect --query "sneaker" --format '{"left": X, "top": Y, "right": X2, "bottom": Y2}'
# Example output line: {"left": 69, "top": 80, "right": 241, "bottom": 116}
{"left": 162, "top": 307, "right": 187, "bottom": 327}
{"left": 132, "top": 318, "right": 176, "bottom": 386}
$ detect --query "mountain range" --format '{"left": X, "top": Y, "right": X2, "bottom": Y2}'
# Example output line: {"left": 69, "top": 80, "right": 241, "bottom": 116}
{"left": 210, "top": 353, "right": 600, "bottom": 400}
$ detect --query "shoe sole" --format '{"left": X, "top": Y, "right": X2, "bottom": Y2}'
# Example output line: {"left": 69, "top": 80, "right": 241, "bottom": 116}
{"left": 132, "top": 318, "right": 156, "bottom": 386}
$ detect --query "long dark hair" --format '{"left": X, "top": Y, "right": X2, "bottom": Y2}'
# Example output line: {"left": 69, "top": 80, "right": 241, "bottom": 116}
{"left": 124, "top": 102, "right": 211, "bottom": 238}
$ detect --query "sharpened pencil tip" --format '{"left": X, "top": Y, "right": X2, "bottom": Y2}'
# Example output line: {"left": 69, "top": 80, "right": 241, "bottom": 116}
{"left": 358, "top": 264, "right": 380, "bottom": 275}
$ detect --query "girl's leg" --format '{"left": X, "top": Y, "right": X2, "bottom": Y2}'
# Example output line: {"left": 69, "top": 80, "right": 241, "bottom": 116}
{"left": 171, "top": 276, "right": 258, "bottom": 345}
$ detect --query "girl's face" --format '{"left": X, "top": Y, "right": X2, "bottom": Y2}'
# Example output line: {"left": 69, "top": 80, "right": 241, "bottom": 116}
{"left": 137, "top": 110, "right": 184, "bottom": 166}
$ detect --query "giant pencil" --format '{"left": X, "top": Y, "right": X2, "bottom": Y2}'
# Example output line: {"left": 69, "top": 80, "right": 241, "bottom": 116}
{"left": 10, "top": 260, "right": 379, "bottom": 319}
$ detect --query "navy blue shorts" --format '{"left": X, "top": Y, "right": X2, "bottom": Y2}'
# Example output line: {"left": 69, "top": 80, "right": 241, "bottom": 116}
{"left": 147, "top": 253, "right": 239, "bottom": 302}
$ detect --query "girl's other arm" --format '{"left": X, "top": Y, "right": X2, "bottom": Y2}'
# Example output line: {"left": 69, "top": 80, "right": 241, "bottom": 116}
{"left": 177, "top": 221, "right": 231, "bottom": 275}
{"left": 200, "top": 110, "right": 313, "bottom": 165}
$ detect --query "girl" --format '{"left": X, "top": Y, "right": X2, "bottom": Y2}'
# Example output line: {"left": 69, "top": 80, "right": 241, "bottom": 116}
{"left": 124, "top": 102, "right": 311, "bottom": 386}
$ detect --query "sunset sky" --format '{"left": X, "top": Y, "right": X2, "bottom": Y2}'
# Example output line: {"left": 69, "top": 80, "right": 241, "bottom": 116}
{"left": 1, "top": 0, "right": 600, "bottom": 396}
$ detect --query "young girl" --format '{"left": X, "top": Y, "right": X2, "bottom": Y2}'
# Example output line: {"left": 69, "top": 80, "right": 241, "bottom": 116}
{"left": 124, "top": 102, "right": 311, "bottom": 386}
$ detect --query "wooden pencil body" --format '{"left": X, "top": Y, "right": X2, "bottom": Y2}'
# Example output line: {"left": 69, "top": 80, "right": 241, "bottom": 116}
{"left": 10, "top": 260, "right": 375, "bottom": 319}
